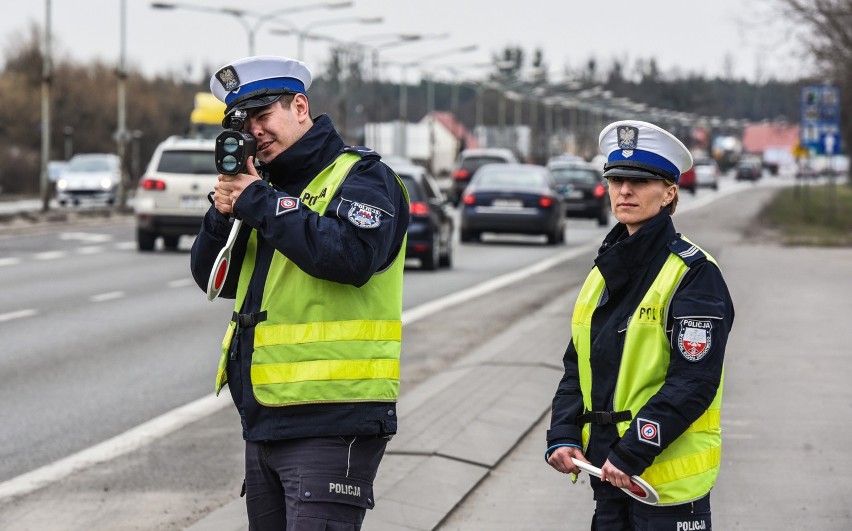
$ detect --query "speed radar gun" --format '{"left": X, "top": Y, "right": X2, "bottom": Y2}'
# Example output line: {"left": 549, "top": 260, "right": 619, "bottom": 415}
{"left": 571, "top": 458, "right": 659, "bottom": 505}
{"left": 206, "top": 110, "right": 257, "bottom": 301}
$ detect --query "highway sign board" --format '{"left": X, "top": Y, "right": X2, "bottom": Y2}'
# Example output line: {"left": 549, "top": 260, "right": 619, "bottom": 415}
{"left": 801, "top": 85, "right": 841, "bottom": 155}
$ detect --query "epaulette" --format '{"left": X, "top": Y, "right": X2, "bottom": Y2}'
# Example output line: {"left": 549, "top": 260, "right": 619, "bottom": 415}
{"left": 342, "top": 146, "right": 380, "bottom": 160}
{"left": 668, "top": 235, "right": 706, "bottom": 267}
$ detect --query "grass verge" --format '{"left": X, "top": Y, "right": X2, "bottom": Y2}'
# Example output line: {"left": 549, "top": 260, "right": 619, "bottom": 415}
{"left": 759, "top": 181, "right": 852, "bottom": 246}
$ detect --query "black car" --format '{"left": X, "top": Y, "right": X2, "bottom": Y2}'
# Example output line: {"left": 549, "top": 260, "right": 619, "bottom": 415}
{"left": 547, "top": 162, "right": 610, "bottom": 226}
{"left": 459, "top": 163, "right": 566, "bottom": 245}
{"left": 392, "top": 161, "right": 454, "bottom": 270}
{"left": 449, "top": 148, "right": 518, "bottom": 205}
{"left": 735, "top": 158, "right": 763, "bottom": 181}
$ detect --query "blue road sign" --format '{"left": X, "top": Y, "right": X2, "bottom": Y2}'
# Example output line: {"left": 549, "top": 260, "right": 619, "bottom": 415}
{"left": 801, "top": 85, "right": 841, "bottom": 155}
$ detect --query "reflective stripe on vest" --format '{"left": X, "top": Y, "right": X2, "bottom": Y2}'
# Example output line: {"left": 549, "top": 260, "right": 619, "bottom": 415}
{"left": 572, "top": 242, "right": 724, "bottom": 505}
{"left": 216, "top": 152, "right": 408, "bottom": 406}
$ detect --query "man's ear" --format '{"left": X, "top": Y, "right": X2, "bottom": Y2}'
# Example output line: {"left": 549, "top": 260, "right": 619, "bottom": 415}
{"left": 293, "top": 93, "right": 310, "bottom": 122}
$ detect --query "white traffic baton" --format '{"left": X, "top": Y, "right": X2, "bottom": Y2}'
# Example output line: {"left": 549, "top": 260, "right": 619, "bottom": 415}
{"left": 571, "top": 458, "right": 659, "bottom": 505}
{"left": 206, "top": 218, "right": 242, "bottom": 301}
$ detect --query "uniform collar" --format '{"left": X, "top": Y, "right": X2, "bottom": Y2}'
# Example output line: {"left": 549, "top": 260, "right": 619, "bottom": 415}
{"left": 595, "top": 211, "right": 676, "bottom": 292}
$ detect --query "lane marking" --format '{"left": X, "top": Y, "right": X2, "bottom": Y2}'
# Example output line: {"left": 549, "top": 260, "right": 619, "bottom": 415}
{"left": 34, "top": 251, "right": 66, "bottom": 261}
{"left": 77, "top": 246, "right": 105, "bottom": 255}
{"left": 0, "top": 257, "right": 22, "bottom": 267}
{"left": 115, "top": 241, "right": 137, "bottom": 250}
{"left": 168, "top": 278, "right": 196, "bottom": 288}
{"left": 59, "top": 232, "right": 113, "bottom": 243}
{"left": 90, "top": 291, "right": 125, "bottom": 303}
{"left": 0, "top": 309, "right": 38, "bottom": 322}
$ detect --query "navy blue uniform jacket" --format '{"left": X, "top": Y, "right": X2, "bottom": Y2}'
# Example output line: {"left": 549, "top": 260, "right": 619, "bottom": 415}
{"left": 190, "top": 114, "right": 409, "bottom": 442}
{"left": 547, "top": 211, "right": 734, "bottom": 500}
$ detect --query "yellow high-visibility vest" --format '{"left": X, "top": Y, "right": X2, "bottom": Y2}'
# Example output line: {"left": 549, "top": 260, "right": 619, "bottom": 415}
{"left": 572, "top": 242, "right": 724, "bottom": 505}
{"left": 216, "top": 152, "right": 408, "bottom": 406}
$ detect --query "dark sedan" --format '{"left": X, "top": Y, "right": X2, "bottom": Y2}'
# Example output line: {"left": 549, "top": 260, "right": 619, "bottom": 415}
{"left": 393, "top": 161, "right": 454, "bottom": 270}
{"left": 459, "top": 163, "right": 566, "bottom": 245}
{"left": 548, "top": 161, "right": 610, "bottom": 226}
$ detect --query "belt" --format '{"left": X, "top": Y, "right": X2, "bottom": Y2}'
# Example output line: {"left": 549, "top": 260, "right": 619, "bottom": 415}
{"left": 575, "top": 410, "right": 632, "bottom": 426}
{"left": 232, "top": 311, "right": 267, "bottom": 328}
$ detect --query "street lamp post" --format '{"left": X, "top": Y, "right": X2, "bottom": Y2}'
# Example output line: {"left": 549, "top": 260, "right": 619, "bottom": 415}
{"left": 116, "top": 0, "right": 129, "bottom": 209}
{"left": 150, "top": 1, "right": 353, "bottom": 55}
{"left": 40, "top": 0, "right": 52, "bottom": 212}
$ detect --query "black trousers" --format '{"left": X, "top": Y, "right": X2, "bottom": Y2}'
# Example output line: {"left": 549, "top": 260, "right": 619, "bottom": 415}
{"left": 244, "top": 435, "right": 388, "bottom": 531}
{"left": 591, "top": 493, "right": 711, "bottom": 531}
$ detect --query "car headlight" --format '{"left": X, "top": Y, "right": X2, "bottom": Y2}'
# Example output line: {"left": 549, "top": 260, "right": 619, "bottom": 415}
{"left": 57, "top": 179, "right": 67, "bottom": 190}
{"left": 101, "top": 178, "right": 114, "bottom": 190}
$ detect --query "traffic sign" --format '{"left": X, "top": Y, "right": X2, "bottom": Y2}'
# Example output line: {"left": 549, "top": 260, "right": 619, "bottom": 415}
{"left": 801, "top": 85, "right": 841, "bottom": 155}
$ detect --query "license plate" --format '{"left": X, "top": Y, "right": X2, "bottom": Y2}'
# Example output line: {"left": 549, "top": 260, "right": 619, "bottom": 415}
{"left": 180, "top": 195, "right": 208, "bottom": 209}
{"left": 567, "top": 190, "right": 584, "bottom": 199}
{"left": 492, "top": 199, "right": 523, "bottom": 208}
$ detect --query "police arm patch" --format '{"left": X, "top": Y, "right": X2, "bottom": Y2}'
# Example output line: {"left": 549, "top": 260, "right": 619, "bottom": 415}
{"left": 677, "top": 319, "right": 712, "bottom": 362}
{"left": 347, "top": 202, "right": 382, "bottom": 229}
{"left": 637, "top": 418, "right": 661, "bottom": 447}
{"left": 275, "top": 196, "right": 300, "bottom": 216}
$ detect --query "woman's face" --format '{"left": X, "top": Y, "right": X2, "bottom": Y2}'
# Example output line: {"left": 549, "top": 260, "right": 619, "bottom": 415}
{"left": 607, "top": 176, "right": 677, "bottom": 234}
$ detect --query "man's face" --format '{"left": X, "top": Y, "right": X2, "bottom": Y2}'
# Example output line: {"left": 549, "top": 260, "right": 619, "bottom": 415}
{"left": 243, "top": 95, "right": 309, "bottom": 163}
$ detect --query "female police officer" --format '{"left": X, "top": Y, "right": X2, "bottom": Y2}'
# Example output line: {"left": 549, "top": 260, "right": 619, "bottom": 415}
{"left": 190, "top": 56, "right": 409, "bottom": 530}
{"left": 546, "top": 120, "right": 734, "bottom": 530}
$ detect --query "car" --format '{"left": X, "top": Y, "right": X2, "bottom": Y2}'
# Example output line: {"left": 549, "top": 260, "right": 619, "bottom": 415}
{"left": 547, "top": 161, "right": 610, "bottom": 226}
{"left": 735, "top": 157, "right": 763, "bottom": 181}
{"left": 449, "top": 148, "right": 518, "bottom": 205}
{"left": 389, "top": 160, "right": 454, "bottom": 270}
{"left": 693, "top": 157, "right": 720, "bottom": 190}
{"left": 679, "top": 166, "right": 697, "bottom": 194}
{"left": 133, "top": 136, "right": 218, "bottom": 251}
{"left": 459, "top": 163, "right": 566, "bottom": 245}
{"left": 56, "top": 153, "right": 122, "bottom": 206}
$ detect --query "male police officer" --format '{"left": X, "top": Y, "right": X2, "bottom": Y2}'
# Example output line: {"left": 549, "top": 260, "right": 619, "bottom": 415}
{"left": 190, "top": 56, "right": 409, "bottom": 530}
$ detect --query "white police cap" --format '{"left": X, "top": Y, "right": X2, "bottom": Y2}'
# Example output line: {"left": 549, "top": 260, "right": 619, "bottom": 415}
{"left": 210, "top": 55, "right": 312, "bottom": 119}
{"left": 599, "top": 120, "right": 693, "bottom": 183}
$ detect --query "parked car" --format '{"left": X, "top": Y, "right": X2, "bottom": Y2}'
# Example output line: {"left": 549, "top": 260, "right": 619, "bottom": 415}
{"left": 56, "top": 153, "right": 121, "bottom": 206}
{"left": 390, "top": 160, "right": 454, "bottom": 270}
{"left": 450, "top": 148, "right": 518, "bottom": 204}
{"left": 547, "top": 161, "right": 610, "bottom": 226}
{"left": 693, "top": 157, "right": 720, "bottom": 190}
{"left": 133, "top": 136, "right": 218, "bottom": 251}
{"left": 735, "top": 157, "right": 763, "bottom": 181}
{"left": 459, "top": 163, "right": 566, "bottom": 245}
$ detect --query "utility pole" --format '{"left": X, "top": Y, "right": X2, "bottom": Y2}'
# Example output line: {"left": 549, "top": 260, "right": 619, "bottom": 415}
{"left": 40, "top": 0, "right": 52, "bottom": 212}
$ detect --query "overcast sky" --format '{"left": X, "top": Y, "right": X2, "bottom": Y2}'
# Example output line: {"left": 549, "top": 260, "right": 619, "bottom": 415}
{"left": 2, "top": 0, "right": 809, "bottom": 85}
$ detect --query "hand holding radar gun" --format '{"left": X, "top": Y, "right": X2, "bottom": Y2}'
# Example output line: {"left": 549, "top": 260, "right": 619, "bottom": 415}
{"left": 571, "top": 458, "right": 659, "bottom": 505}
{"left": 207, "top": 110, "right": 257, "bottom": 302}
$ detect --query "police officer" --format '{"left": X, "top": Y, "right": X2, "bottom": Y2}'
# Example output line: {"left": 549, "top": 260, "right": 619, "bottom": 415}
{"left": 545, "top": 120, "right": 734, "bottom": 530}
{"left": 190, "top": 56, "right": 409, "bottom": 530}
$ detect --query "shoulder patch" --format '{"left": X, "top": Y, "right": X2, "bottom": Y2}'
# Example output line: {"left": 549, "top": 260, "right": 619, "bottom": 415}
{"left": 636, "top": 418, "right": 661, "bottom": 447}
{"left": 342, "top": 146, "right": 380, "bottom": 160}
{"left": 668, "top": 236, "right": 706, "bottom": 266}
{"left": 677, "top": 318, "right": 712, "bottom": 362}
{"left": 275, "top": 195, "right": 300, "bottom": 216}
{"left": 347, "top": 201, "right": 382, "bottom": 229}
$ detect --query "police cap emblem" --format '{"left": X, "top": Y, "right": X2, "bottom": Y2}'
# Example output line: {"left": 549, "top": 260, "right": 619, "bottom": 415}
{"left": 617, "top": 126, "right": 639, "bottom": 150}
{"left": 215, "top": 66, "right": 240, "bottom": 92}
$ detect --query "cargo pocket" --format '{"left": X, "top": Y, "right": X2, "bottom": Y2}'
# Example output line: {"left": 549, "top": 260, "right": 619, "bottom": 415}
{"left": 296, "top": 475, "right": 375, "bottom": 525}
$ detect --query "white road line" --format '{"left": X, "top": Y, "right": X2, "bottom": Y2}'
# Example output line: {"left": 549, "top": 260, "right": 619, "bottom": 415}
{"left": 0, "top": 394, "right": 231, "bottom": 500}
{"left": 59, "top": 232, "right": 113, "bottom": 243}
{"left": 34, "top": 250, "right": 66, "bottom": 261}
{"left": 77, "top": 246, "right": 105, "bottom": 255}
{"left": 0, "top": 309, "right": 38, "bottom": 322}
{"left": 168, "top": 278, "right": 196, "bottom": 288}
{"left": 90, "top": 291, "right": 125, "bottom": 303}
{"left": 115, "top": 241, "right": 137, "bottom": 250}
{"left": 0, "top": 257, "right": 22, "bottom": 267}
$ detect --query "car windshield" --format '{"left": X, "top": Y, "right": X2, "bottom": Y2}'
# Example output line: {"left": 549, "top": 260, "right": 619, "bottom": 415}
{"left": 66, "top": 158, "right": 112, "bottom": 172}
{"left": 549, "top": 167, "right": 600, "bottom": 184}
{"left": 399, "top": 175, "right": 424, "bottom": 202}
{"left": 475, "top": 169, "right": 544, "bottom": 189}
{"left": 157, "top": 150, "right": 217, "bottom": 174}
{"left": 461, "top": 156, "right": 509, "bottom": 171}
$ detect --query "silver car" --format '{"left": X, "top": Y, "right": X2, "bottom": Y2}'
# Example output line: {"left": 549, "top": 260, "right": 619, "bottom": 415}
{"left": 56, "top": 153, "right": 121, "bottom": 206}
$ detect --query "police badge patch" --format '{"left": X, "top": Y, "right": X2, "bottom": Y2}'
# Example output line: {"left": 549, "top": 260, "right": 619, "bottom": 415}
{"left": 275, "top": 196, "right": 299, "bottom": 216}
{"left": 347, "top": 202, "right": 382, "bottom": 229}
{"left": 637, "top": 418, "right": 661, "bottom": 447}
{"left": 677, "top": 319, "right": 712, "bottom": 362}
{"left": 215, "top": 66, "right": 240, "bottom": 92}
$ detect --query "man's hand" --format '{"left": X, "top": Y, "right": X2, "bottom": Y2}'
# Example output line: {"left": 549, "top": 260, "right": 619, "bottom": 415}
{"left": 547, "top": 446, "right": 589, "bottom": 475}
{"left": 212, "top": 156, "right": 261, "bottom": 215}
